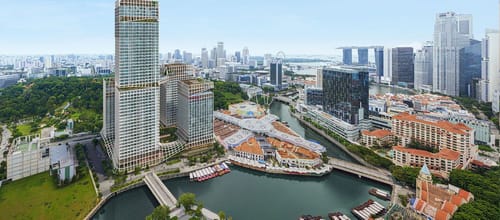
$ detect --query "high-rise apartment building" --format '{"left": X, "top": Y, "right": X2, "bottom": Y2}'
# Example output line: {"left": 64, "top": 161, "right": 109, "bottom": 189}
{"left": 316, "top": 68, "right": 323, "bottom": 88}
{"left": 383, "top": 47, "right": 393, "bottom": 84}
{"left": 433, "top": 12, "right": 473, "bottom": 96}
{"left": 177, "top": 79, "right": 215, "bottom": 151}
{"left": 392, "top": 47, "right": 414, "bottom": 88}
{"left": 481, "top": 30, "right": 499, "bottom": 102}
{"left": 270, "top": 60, "right": 283, "bottom": 89}
{"left": 322, "top": 67, "right": 369, "bottom": 125}
{"left": 414, "top": 43, "right": 433, "bottom": 91}
{"left": 107, "top": 0, "right": 161, "bottom": 171}
{"left": 159, "top": 63, "right": 192, "bottom": 127}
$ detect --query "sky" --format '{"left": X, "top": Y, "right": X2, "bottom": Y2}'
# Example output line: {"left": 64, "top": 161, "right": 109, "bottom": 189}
{"left": 0, "top": 0, "right": 498, "bottom": 55}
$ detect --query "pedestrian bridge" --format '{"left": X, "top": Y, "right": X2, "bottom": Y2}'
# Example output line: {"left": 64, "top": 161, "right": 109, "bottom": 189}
{"left": 143, "top": 172, "right": 178, "bottom": 207}
{"left": 329, "top": 158, "right": 393, "bottom": 186}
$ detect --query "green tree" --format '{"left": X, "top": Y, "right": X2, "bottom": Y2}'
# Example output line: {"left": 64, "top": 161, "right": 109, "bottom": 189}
{"left": 145, "top": 206, "right": 177, "bottom": 220}
{"left": 178, "top": 193, "right": 197, "bottom": 211}
{"left": 218, "top": 211, "right": 226, "bottom": 220}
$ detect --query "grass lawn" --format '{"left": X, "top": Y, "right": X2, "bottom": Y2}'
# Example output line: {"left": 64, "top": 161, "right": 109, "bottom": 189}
{"left": 16, "top": 124, "right": 32, "bottom": 136}
{"left": 0, "top": 170, "right": 98, "bottom": 220}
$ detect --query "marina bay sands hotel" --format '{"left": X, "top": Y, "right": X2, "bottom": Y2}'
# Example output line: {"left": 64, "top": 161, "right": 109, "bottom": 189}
{"left": 337, "top": 46, "right": 384, "bottom": 77}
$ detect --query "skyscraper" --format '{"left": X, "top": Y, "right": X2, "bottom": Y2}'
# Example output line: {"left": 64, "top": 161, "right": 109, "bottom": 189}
{"left": 383, "top": 47, "right": 393, "bottom": 84}
{"left": 374, "top": 47, "right": 384, "bottom": 79}
{"left": 433, "top": 12, "right": 473, "bottom": 96}
{"left": 342, "top": 49, "right": 353, "bottom": 65}
{"left": 235, "top": 51, "right": 241, "bottom": 63}
{"left": 358, "top": 48, "right": 369, "bottom": 65}
{"left": 201, "top": 48, "right": 209, "bottom": 68}
{"left": 414, "top": 43, "right": 433, "bottom": 91}
{"left": 482, "top": 30, "right": 499, "bottom": 102}
{"left": 270, "top": 60, "right": 283, "bottom": 89}
{"left": 159, "top": 63, "right": 192, "bottom": 127}
{"left": 459, "top": 39, "right": 482, "bottom": 97}
{"left": 322, "top": 67, "right": 369, "bottom": 125}
{"left": 391, "top": 47, "right": 414, "bottom": 88}
{"left": 177, "top": 79, "right": 214, "bottom": 151}
{"left": 316, "top": 68, "right": 323, "bottom": 88}
{"left": 242, "top": 47, "right": 250, "bottom": 65}
{"left": 107, "top": 0, "right": 161, "bottom": 171}
{"left": 216, "top": 42, "right": 225, "bottom": 66}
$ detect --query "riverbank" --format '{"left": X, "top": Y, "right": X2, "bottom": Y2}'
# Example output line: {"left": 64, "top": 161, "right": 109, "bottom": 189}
{"left": 229, "top": 155, "right": 332, "bottom": 177}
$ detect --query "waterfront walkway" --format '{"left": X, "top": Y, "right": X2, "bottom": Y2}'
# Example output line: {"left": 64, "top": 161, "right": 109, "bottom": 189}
{"left": 329, "top": 158, "right": 393, "bottom": 186}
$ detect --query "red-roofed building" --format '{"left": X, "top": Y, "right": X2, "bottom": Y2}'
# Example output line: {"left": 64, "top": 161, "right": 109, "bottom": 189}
{"left": 434, "top": 209, "right": 451, "bottom": 220}
{"left": 392, "top": 146, "right": 461, "bottom": 176}
{"left": 392, "top": 112, "right": 477, "bottom": 168}
{"left": 361, "top": 129, "right": 394, "bottom": 147}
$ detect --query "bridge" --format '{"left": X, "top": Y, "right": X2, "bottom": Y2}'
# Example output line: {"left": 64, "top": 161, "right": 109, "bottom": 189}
{"left": 144, "top": 172, "right": 178, "bottom": 207}
{"left": 272, "top": 95, "right": 293, "bottom": 104}
{"left": 329, "top": 158, "right": 393, "bottom": 186}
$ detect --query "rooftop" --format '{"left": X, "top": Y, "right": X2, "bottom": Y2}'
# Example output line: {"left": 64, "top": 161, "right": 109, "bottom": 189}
{"left": 361, "top": 129, "right": 392, "bottom": 138}
{"left": 234, "top": 137, "right": 264, "bottom": 156}
{"left": 393, "top": 146, "right": 461, "bottom": 161}
{"left": 393, "top": 112, "right": 472, "bottom": 135}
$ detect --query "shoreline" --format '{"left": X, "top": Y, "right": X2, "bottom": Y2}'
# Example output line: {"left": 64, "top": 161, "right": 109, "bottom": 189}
{"left": 229, "top": 159, "right": 332, "bottom": 177}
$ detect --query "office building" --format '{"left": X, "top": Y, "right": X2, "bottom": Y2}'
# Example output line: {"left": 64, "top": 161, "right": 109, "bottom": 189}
{"left": 433, "top": 12, "right": 473, "bottom": 96}
{"left": 392, "top": 47, "right": 414, "bottom": 88}
{"left": 374, "top": 47, "right": 384, "bottom": 79}
{"left": 383, "top": 47, "right": 393, "bottom": 84}
{"left": 316, "top": 68, "right": 323, "bottom": 88}
{"left": 482, "top": 30, "right": 499, "bottom": 102}
{"left": 201, "top": 48, "right": 209, "bottom": 68}
{"left": 322, "top": 67, "right": 369, "bottom": 125}
{"left": 177, "top": 79, "right": 215, "bottom": 151}
{"left": 106, "top": 0, "right": 161, "bottom": 171}
{"left": 414, "top": 43, "right": 433, "bottom": 91}
{"left": 183, "top": 51, "right": 193, "bottom": 64}
{"left": 459, "top": 39, "right": 482, "bottom": 97}
{"left": 392, "top": 112, "right": 477, "bottom": 168}
{"left": 305, "top": 108, "right": 360, "bottom": 141}
{"left": 235, "top": 51, "right": 241, "bottom": 63}
{"left": 270, "top": 60, "right": 283, "bottom": 89}
{"left": 242, "top": 47, "right": 250, "bottom": 65}
{"left": 305, "top": 87, "right": 323, "bottom": 106}
{"left": 159, "top": 63, "right": 192, "bottom": 127}
{"left": 342, "top": 49, "right": 352, "bottom": 65}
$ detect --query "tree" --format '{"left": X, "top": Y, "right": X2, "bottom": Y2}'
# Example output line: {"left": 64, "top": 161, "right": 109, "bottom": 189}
{"left": 178, "top": 193, "right": 197, "bottom": 212}
{"left": 145, "top": 206, "right": 177, "bottom": 220}
{"left": 218, "top": 211, "right": 226, "bottom": 220}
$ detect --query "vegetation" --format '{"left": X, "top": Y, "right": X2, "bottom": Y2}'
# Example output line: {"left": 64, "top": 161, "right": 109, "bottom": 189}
{"left": 450, "top": 168, "right": 500, "bottom": 220}
{"left": 0, "top": 161, "right": 6, "bottom": 180}
{"left": 213, "top": 81, "right": 248, "bottom": 110}
{"left": 321, "top": 152, "right": 329, "bottom": 164}
{"left": 407, "top": 139, "right": 439, "bottom": 153}
{"left": 0, "top": 77, "right": 104, "bottom": 133}
{"left": 146, "top": 206, "right": 177, "bottom": 220}
{"left": 0, "top": 170, "right": 97, "bottom": 220}
{"left": 398, "top": 194, "right": 409, "bottom": 207}
{"left": 454, "top": 96, "right": 499, "bottom": 129}
{"left": 303, "top": 116, "right": 393, "bottom": 169}
{"left": 478, "top": 145, "right": 495, "bottom": 152}
{"left": 390, "top": 166, "right": 420, "bottom": 187}
{"left": 160, "top": 127, "right": 178, "bottom": 143}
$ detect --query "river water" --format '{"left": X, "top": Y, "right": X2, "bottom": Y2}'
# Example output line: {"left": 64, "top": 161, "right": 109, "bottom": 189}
{"left": 92, "top": 84, "right": 409, "bottom": 220}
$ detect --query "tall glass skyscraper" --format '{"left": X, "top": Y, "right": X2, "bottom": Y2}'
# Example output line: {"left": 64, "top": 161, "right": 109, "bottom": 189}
{"left": 392, "top": 47, "right": 415, "bottom": 88}
{"left": 322, "top": 67, "right": 369, "bottom": 125}
{"left": 108, "top": 0, "right": 161, "bottom": 171}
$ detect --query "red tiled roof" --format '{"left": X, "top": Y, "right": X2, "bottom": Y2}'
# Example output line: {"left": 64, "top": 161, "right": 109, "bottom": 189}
{"left": 393, "top": 146, "right": 460, "bottom": 161}
{"left": 421, "top": 190, "right": 428, "bottom": 202}
{"left": 234, "top": 137, "right": 263, "bottom": 156}
{"left": 437, "top": 148, "right": 461, "bottom": 161}
{"left": 435, "top": 209, "right": 450, "bottom": 220}
{"left": 450, "top": 195, "right": 465, "bottom": 206}
{"left": 441, "top": 201, "right": 457, "bottom": 215}
{"left": 415, "top": 199, "right": 426, "bottom": 211}
{"left": 393, "top": 112, "right": 472, "bottom": 135}
{"left": 458, "top": 189, "right": 472, "bottom": 201}
{"left": 362, "top": 129, "right": 392, "bottom": 138}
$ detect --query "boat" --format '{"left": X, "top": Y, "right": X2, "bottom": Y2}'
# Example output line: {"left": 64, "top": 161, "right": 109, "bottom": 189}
{"left": 368, "top": 188, "right": 391, "bottom": 201}
{"left": 328, "top": 212, "right": 351, "bottom": 220}
{"left": 351, "top": 199, "right": 386, "bottom": 220}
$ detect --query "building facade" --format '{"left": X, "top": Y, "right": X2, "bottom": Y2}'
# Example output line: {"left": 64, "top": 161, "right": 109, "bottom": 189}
{"left": 305, "top": 108, "right": 360, "bottom": 142}
{"left": 433, "top": 12, "right": 473, "bottom": 96}
{"left": 481, "top": 30, "right": 499, "bottom": 102}
{"left": 391, "top": 47, "right": 414, "bottom": 88}
{"left": 305, "top": 87, "right": 323, "bottom": 106}
{"left": 459, "top": 39, "right": 482, "bottom": 97}
{"left": 392, "top": 112, "right": 477, "bottom": 168}
{"left": 159, "top": 63, "right": 192, "bottom": 127}
{"left": 322, "top": 67, "right": 369, "bottom": 125}
{"left": 361, "top": 129, "right": 394, "bottom": 147}
{"left": 392, "top": 146, "right": 461, "bottom": 176}
{"left": 111, "top": 0, "right": 161, "bottom": 171}
{"left": 177, "top": 79, "right": 215, "bottom": 151}
{"left": 270, "top": 60, "right": 283, "bottom": 89}
{"left": 414, "top": 43, "right": 433, "bottom": 92}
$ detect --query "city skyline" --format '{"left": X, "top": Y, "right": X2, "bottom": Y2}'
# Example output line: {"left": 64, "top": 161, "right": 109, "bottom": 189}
{"left": 0, "top": 0, "right": 498, "bottom": 55}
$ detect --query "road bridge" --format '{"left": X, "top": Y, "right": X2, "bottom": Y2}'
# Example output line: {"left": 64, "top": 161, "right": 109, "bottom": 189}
{"left": 329, "top": 158, "right": 393, "bottom": 186}
{"left": 143, "top": 172, "right": 178, "bottom": 207}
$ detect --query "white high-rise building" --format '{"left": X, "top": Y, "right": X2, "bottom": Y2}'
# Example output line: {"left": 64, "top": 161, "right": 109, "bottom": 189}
{"left": 242, "top": 47, "right": 250, "bottom": 65}
{"left": 433, "top": 12, "right": 473, "bottom": 96}
{"left": 103, "top": 0, "right": 161, "bottom": 171}
{"left": 216, "top": 42, "right": 225, "bottom": 66}
{"left": 414, "top": 42, "right": 433, "bottom": 92}
{"left": 263, "top": 54, "right": 273, "bottom": 67}
{"left": 383, "top": 47, "right": 392, "bottom": 84}
{"left": 316, "top": 68, "right": 323, "bottom": 88}
{"left": 201, "top": 48, "right": 209, "bottom": 68}
{"left": 482, "top": 30, "right": 500, "bottom": 102}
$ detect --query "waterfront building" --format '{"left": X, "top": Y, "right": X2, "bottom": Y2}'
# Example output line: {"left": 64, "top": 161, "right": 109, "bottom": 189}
{"left": 105, "top": 0, "right": 161, "bottom": 171}
{"left": 433, "top": 12, "right": 473, "bottom": 96}
{"left": 410, "top": 164, "right": 473, "bottom": 219}
{"left": 361, "top": 129, "right": 393, "bottom": 147}
{"left": 392, "top": 146, "right": 460, "bottom": 176}
{"left": 459, "top": 39, "right": 482, "bottom": 97}
{"left": 102, "top": 78, "right": 115, "bottom": 142}
{"left": 159, "top": 63, "right": 192, "bottom": 127}
{"left": 322, "top": 67, "right": 369, "bottom": 125}
{"left": 6, "top": 135, "right": 51, "bottom": 181}
{"left": 268, "top": 138, "right": 322, "bottom": 168}
{"left": 305, "top": 107, "right": 360, "bottom": 142}
{"left": 270, "top": 60, "right": 283, "bottom": 90}
{"left": 232, "top": 137, "right": 264, "bottom": 161}
{"left": 305, "top": 87, "right": 323, "bottom": 106}
{"left": 391, "top": 47, "right": 414, "bottom": 88}
{"left": 177, "top": 79, "right": 214, "bottom": 151}
{"left": 414, "top": 43, "right": 433, "bottom": 92}
{"left": 392, "top": 112, "right": 477, "bottom": 167}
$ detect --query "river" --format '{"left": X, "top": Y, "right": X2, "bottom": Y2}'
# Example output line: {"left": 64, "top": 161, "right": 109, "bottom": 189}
{"left": 92, "top": 84, "right": 410, "bottom": 220}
